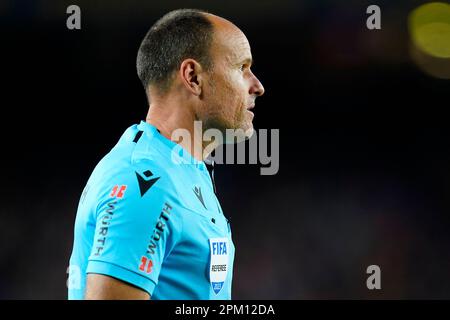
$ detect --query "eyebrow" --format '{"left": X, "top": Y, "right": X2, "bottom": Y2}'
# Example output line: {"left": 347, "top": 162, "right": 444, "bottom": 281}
{"left": 239, "top": 57, "right": 253, "bottom": 66}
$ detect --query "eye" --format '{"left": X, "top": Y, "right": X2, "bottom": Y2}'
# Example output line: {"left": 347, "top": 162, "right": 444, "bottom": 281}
{"left": 239, "top": 64, "right": 247, "bottom": 71}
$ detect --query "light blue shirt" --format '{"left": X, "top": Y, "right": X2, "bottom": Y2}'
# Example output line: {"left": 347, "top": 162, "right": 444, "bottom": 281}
{"left": 68, "top": 121, "right": 235, "bottom": 299}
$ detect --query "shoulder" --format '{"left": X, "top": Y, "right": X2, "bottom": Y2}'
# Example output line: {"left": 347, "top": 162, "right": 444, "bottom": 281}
{"left": 84, "top": 125, "right": 186, "bottom": 216}
{"left": 91, "top": 157, "right": 178, "bottom": 206}
{"left": 88, "top": 158, "right": 183, "bottom": 241}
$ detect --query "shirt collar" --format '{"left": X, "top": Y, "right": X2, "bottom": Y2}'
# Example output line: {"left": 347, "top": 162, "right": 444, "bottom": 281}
{"left": 137, "top": 120, "right": 207, "bottom": 171}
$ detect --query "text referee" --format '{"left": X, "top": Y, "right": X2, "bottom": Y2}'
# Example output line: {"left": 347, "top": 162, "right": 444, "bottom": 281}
{"left": 68, "top": 9, "right": 264, "bottom": 300}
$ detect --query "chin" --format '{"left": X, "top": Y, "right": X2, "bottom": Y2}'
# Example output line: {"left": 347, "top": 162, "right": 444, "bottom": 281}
{"left": 243, "top": 126, "right": 255, "bottom": 140}
{"left": 222, "top": 122, "right": 253, "bottom": 144}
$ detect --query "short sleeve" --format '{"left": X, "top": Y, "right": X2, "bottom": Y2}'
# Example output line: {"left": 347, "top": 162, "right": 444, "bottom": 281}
{"left": 86, "top": 167, "right": 182, "bottom": 296}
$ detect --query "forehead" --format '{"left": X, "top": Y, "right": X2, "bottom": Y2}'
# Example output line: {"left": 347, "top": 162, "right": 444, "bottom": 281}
{"left": 208, "top": 15, "right": 252, "bottom": 63}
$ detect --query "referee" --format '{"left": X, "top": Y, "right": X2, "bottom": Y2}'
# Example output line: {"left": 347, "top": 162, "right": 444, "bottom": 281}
{"left": 68, "top": 9, "right": 264, "bottom": 300}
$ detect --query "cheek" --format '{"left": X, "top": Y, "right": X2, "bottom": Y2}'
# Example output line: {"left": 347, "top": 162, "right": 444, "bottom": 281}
{"left": 215, "top": 75, "right": 240, "bottom": 108}
{"left": 208, "top": 71, "right": 248, "bottom": 125}
{"left": 224, "top": 73, "right": 247, "bottom": 106}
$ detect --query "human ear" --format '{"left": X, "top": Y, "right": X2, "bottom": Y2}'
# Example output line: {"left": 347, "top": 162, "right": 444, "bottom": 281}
{"left": 179, "top": 59, "right": 203, "bottom": 96}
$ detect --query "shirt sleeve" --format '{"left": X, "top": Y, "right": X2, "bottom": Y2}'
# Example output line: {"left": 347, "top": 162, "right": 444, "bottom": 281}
{"left": 86, "top": 167, "right": 182, "bottom": 296}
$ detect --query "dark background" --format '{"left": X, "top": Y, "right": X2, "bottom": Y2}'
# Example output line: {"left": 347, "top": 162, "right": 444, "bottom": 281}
{"left": 1, "top": 0, "right": 449, "bottom": 299}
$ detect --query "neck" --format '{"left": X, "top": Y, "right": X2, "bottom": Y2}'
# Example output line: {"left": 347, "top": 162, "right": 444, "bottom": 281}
{"left": 145, "top": 96, "right": 219, "bottom": 162}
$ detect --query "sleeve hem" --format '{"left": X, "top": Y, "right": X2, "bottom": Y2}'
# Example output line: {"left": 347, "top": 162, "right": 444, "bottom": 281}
{"left": 86, "top": 260, "right": 156, "bottom": 296}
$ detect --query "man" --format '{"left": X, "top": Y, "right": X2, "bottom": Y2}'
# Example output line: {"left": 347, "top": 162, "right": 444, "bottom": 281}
{"left": 68, "top": 8, "right": 264, "bottom": 300}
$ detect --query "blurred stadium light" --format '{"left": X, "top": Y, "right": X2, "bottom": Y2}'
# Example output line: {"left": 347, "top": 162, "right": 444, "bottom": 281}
{"left": 409, "top": 2, "right": 450, "bottom": 79}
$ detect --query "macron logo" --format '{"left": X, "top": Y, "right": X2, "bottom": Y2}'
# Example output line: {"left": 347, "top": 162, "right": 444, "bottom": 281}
{"left": 193, "top": 186, "right": 206, "bottom": 209}
{"left": 136, "top": 170, "right": 160, "bottom": 197}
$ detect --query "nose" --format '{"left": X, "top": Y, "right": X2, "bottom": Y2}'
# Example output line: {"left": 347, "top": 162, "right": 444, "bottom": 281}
{"left": 249, "top": 71, "right": 265, "bottom": 97}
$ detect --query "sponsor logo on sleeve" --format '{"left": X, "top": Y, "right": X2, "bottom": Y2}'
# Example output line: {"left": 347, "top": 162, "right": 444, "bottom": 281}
{"left": 110, "top": 185, "right": 127, "bottom": 198}
{"left": 94, "top": 200, "right": 116, "bottom": 256}
{"left": 138, "top": 202, "right": 173, "bottom": 274}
